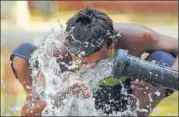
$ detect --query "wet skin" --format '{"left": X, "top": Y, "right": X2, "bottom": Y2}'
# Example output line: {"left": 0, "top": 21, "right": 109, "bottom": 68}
{"left": 12, "top": 23, "right": 178, "bottom": 116}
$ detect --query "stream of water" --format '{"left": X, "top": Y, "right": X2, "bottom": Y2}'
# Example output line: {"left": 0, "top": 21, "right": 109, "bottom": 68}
{"left": 28, "top": 22, "right": 142, "bottom": 116}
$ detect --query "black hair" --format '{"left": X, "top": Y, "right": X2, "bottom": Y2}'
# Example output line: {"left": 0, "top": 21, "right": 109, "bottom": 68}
{"left": 66, "top": 8, "right": 132, "bottom": 115}
{"left": 94, "top": 78, "right": 132, "bottom": 115}
{"left": 66, "top": 8, "right": 114, "bottom": 57}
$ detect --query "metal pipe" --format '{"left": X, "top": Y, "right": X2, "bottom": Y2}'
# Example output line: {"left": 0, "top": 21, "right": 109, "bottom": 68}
{"left": 113, "top": 49, "right": 178, "bottom": 91}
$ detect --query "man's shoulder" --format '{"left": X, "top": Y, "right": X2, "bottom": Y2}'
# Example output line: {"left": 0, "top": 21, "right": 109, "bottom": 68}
{"left": 113, "top": 23, "right": 148, "bottom": 32}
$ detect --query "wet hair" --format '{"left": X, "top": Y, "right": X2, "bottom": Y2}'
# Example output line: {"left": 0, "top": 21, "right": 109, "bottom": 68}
{"left": 94, "top": 78, "right": 132, "bottom": 115}
{"left": 66, "top": 8, "right": 114, "bottom": 57}
{"left": 66, "top": 8, "right": 132, "bottom": 115}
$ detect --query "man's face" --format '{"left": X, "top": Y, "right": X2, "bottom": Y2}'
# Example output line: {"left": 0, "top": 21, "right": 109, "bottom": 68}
{"left": 71, "top": 44, "right": 111, "bottom": 68}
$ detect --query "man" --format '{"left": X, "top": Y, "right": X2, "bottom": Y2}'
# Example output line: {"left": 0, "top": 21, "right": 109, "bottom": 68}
{"left": 10, "top": 8, "right": 178, "bottom": 116}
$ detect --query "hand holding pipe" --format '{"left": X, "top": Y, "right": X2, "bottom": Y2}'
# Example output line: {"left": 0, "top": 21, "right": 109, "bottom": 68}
{"left": 113, "top": 49, "right": 178, "bottom": 91}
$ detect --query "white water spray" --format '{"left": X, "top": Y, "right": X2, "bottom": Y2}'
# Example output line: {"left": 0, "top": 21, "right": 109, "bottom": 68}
{"left": 28, "top": 21, "right": 147, "bottom": 116}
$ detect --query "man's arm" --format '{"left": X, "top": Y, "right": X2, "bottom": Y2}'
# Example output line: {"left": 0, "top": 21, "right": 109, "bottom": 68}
{"left": 11, "top": 42, "right": 73, "bottom": 116}
{"left": 11, "top": 56, "right": 46, "bottom": 116}
{"left": 13, "top": 56, "right": 32, "bottom": 93}
{"left": 114, "top": 23, "right": 178, "bottom": 116}
{"left": 114, "top": 23, "right": 178, "bottom": 70}
{"left": 10, "top": 43, "right": 37, "bottom": 93}
{"left": 151, "top": 33, "right": 178, "bottom": 70}
{"left": 114, "top": 23, "right": 157, "bottom": 56}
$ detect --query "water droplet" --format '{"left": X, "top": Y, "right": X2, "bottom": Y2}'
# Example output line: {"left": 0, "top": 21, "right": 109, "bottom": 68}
{"left": 154, "top": 90, "right": 161, "bottom": 96}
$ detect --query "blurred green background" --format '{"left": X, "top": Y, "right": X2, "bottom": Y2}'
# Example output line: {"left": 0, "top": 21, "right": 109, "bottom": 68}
{"left": 1, "top": 1, "right": 178, "bottom": 116}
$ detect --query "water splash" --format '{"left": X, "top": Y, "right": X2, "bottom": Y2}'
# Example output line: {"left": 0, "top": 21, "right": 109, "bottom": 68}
{"left": 28, "top": 21, "right": 148, "bottom": 116}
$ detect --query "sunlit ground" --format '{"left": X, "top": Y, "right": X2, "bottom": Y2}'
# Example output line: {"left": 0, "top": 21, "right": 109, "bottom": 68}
{"left": 1, "top": 10, "right": 178, "bottom": 116}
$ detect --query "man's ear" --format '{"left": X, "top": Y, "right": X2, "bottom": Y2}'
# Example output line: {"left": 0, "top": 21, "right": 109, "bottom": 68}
{"left": 107, "top": 42, "right": 116, "bottom": 50}
{"left": 105, "top": 42, "right": 116, "bottom": 57}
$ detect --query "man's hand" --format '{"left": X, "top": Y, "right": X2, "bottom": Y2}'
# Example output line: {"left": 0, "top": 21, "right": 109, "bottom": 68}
{"left": 131, "top": 79, "right": 167, "bottom": 116}
{"left": 21, "top": 94, "right": 47, "bottom": 116}
{"left": 69, "top": 80, "right": 92, "bottom": 98}
{"left": 61, "top": 71, "right": 92, "bottom": 98}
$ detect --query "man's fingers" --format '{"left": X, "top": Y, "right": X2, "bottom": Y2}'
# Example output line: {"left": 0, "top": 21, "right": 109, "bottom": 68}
{"left": 34, "top": 112, "right": 41, "bottom": 116}
{"left": 84, "top": 90, "right": 92, "bottom": 98}
{"left": 69, "top": 80, "right": 84, "bottom": 87}
{"left": 70, "top": 82, "right": 91, "bottom": 98}
{"left": 131, "top": 79, "right": 139, "bottom": 84}
{"left": 73, "top": 87, "right": 80, "bottom": 92}
{"left": 81, "top": 83, "right": 88, "bottom": 90}
{"left": 131, "top": 85, "right": 144, "bottom": 91}
{"left": 22, "top": 99, "right": 46, "bottom": 116}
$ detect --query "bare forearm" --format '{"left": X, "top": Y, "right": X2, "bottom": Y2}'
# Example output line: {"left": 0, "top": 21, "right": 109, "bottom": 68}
{"left": 13, "top": 56, "right": 32, "bottom": 93}
{"left": 159, "top": 34, "right": 178, "bottom": 71}
{"left": 161, "top": 34, "right": 178, "bottom": 55}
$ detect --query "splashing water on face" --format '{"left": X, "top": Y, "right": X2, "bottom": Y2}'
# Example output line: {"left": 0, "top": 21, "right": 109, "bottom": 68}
{"left": 28, "top": 21, "right": 142, "bottom": 116}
